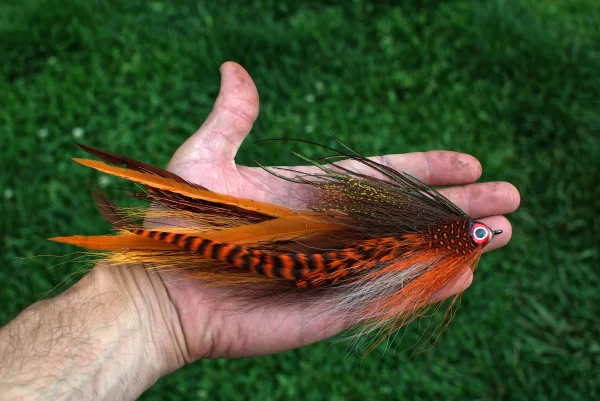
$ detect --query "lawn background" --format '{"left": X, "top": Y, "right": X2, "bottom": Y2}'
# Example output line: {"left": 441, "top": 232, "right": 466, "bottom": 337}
{"left": 1, "top": 0, "right": 598, "bottom": 400}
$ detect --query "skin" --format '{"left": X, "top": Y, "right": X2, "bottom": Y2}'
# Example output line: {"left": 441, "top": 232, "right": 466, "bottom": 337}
{"left": 0, "top": 62, "right": 520, "bottom": 400}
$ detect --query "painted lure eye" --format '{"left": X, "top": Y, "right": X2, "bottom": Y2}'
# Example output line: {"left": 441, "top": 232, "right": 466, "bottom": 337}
{"left": 471, "top": 223, "right": 491, "bottom": 245}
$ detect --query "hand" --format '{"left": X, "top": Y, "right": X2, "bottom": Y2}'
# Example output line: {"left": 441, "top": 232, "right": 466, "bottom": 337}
{"left": 160, "top": 62, "right": 520, "bottom": 360}
{"left": 0, "top": 62, "right": 520, "bottom": 401}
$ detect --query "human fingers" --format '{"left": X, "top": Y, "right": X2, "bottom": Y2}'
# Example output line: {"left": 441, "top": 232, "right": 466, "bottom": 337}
{"left": 437, "top": 182, "right": 521, "bottom": 219}
{"left": 242, "top": 150, "right": 484, "bottom": 207}
{"left": 344, "top": 151, "right": 482, "bottom": 186}
{"left": 244, "top": 153, "right": 518, "bottom": 219}
{"left": 279, "top": 156, "right": 520, "bottom": 219}
{"left": 253, "top": 150, "right": 482, "bottom": 187}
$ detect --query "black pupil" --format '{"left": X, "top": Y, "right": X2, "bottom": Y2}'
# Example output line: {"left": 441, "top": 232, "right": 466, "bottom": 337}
{"left": 475, "top": 228, "right": 487, "bottom": 239}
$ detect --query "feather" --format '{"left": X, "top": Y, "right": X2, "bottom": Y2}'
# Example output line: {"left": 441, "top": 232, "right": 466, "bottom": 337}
{"left": 72, "top": 157, "right": 297, "bottom": 218}
{"left": 75, "top": 143, "right": 206, "bottom": 188}
{"left": 49, "top": 234, "right": 181, "bottom": 251}
{"left": 50, "top": 215, "right": 341, "bottom": 251}
{"left": 50, "top": 141, "right": 503, "bottom": 351}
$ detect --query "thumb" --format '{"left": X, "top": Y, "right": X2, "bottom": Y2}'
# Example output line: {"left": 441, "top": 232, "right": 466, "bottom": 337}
{"left": 168, "top": 62, "right": 260, "bottom": 173}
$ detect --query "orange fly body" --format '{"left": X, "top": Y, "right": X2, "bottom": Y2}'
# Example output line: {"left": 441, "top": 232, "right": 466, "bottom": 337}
{"left": 50, "top": 141, "right": 503, "bottom": 349}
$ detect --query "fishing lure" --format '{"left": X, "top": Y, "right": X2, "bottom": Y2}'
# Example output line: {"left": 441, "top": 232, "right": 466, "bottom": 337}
{"left": 50, "top": 142, "right": 502, "bottom": 348}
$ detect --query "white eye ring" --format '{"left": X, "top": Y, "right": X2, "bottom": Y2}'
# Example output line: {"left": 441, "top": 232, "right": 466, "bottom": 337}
{"left": 474, "top": 227, "right": 489, "bottom": 240}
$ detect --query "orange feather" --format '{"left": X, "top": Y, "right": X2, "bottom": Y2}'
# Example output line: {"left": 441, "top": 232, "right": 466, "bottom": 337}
{"left": 72, "top": 158, "right": 297, "bottom": 218}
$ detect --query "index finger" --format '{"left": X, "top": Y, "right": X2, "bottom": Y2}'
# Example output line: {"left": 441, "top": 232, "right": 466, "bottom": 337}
{"left": 245, "top": 150, "right": 483, "bottom": 195}
{"left": 344, "top": 151, "right": 482, "bottom": 186}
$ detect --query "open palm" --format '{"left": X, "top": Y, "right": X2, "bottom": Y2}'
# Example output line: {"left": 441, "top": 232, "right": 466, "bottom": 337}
{"left": 158, "top": 62, "right": 520, "bottom": 361}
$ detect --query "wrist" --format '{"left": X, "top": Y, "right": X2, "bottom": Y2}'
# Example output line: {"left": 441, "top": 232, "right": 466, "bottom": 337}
{"left": 0, "top": 263, "right": 189, "bottom": 400}
{"left": 85, "top": 262, "right": 191, "bottom": 372}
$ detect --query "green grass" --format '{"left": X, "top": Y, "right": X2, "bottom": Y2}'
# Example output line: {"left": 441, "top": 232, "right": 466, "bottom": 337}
{"left": 1, "top": 0, "right": 599, "bottom": 399}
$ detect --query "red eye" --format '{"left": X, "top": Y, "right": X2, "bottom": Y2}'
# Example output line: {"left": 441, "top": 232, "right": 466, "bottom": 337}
{"left": 471, "top": 223, "right": 491, "bottom": 245}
